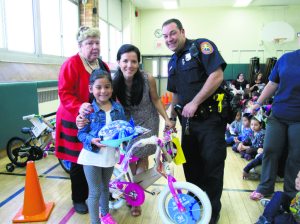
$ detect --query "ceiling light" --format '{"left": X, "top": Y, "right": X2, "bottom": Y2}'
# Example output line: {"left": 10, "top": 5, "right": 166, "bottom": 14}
{"left": 163, "top": 0, "right": 178, "bottom": 9}
{"left": 234, "top": 0, "right": 253, "bottom": 7}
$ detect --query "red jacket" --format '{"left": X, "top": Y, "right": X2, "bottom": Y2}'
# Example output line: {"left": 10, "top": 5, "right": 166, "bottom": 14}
{"left": 55, "top": 53, "right": 109, "bottom": 163}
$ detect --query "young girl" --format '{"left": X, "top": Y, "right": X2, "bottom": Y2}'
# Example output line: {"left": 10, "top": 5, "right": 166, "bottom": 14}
{"left": 243, "top": 148, "right": 264, "bottom": 179}
{"left": 237, "top": 117, "right": 265, "bottom": 160}
{"left": 232, "top": 113, "right": 252, "bottom": 152}
{"left": 77, "top": 69, "right": 125, "bottom": 224}
{"left": 225, "top": 110, "right": 242, "bottom": 145}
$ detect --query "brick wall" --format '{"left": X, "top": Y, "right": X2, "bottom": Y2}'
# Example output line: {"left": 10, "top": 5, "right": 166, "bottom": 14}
{"left": 79, "top": 0, "right": 99, "bottom": 27}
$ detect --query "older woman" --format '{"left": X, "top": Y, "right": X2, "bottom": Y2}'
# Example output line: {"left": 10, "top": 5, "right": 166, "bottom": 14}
{"left": 55, "top": 26, "right": 109, "bottom": 214}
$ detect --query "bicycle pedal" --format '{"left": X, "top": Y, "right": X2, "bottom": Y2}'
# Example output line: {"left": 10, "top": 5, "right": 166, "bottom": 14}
{"left": 20, "top": 152, "right": 30, "bottom": 158}
{"left": 151, "top": 187, "right": 161, "bottom": 195}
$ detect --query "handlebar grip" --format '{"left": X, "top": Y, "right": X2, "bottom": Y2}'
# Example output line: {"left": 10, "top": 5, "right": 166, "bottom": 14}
{"left": 22, "top": 114, "right": 35, "bottom": 120}
{"left": 42, "top": 112, "right": 56, "bottom": 118}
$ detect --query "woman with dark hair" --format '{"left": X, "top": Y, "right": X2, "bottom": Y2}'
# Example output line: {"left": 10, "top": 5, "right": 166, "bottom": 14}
{"left": 250, "top": 72, "right": 266, "bottom": 93}
{"left": 113, "top": 44, "right": 174, "bottom": 215}
{"left": 231, "top": 73, "right": 250, "bottom": 94}
{"left": 78, "top": 44, "right": 174, "bottom": 216}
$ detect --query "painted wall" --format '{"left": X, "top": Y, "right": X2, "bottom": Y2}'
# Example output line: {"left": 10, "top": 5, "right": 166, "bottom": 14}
{"left": 137, "top": 6, "right": 300, "bottom": 63}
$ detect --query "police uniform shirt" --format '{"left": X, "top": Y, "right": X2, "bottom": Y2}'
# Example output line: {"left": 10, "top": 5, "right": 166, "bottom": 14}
{"left": 167, "top": 38, "right": 227, "bottom": 106}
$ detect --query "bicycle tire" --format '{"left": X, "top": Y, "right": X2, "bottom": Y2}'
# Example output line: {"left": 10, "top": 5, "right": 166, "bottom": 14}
{"left": 109, "top": 168, "right": 126, "bottom": 210}
{"left": 6, "top": 137, "right": 30, "bottom": 167}
{"left": 58, "top": 159, "right": 71, "bottom": 174}
{"left": 158, "top": 182, "right": 212, "bottom": 224}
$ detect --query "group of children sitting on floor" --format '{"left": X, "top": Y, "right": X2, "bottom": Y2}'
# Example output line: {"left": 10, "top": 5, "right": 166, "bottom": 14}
{"left": 225, "top": 81, "right": 271, "bottom": 180}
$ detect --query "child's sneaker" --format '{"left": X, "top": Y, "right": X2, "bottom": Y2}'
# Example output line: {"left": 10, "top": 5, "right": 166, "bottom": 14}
{"left": 100, "top": 213, "right": 118, "bottom": 224}
{"left": 260, "top": 198, "right": 270, "bottom": 207}
{"left": 255, "top": 215, "right": 271, "bottom": 224}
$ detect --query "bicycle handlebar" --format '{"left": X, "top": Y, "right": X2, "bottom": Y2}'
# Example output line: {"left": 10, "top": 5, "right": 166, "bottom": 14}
{"left": 42, "top": 112, "right": 56, "bottom": 118}
{"left": 23, "top": 114, "right": 36, "bottom": 120}
{"left": 22, "top": 112, "right": 56, "bottom": 121}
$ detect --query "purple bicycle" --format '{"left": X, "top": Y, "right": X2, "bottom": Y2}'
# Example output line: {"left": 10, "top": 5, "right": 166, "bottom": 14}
{"left": 108, "top": 130, "right": 212, "bottom": 224}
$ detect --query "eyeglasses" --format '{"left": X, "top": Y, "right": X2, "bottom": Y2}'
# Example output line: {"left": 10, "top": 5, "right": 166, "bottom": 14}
{"left": 79, "top": 26, "right": 90, "bottom": 33}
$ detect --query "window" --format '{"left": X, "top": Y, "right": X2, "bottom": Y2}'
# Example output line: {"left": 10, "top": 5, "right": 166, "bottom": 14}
{"left": 61, "top": 0, "right": 79, "bottom": 56}
{"left": 40, "top": 0, "right": 61, "bottom": 56}
{"left": 0, "top": 0, "right": 79, "bottom": 61}
{"left": 108, "top": 0, "right": 122, "bottom": 30}
{"left": 99, "top": 0, "right": 122, "bottom": 63}
{"left": 5, "top": 0, "right": 35, "bottom": 53}
{"left": 109, "top": 25, "right": 122, "bottom": 63}
{"left": 40, "top": 0, "right": 79, "bottom": 57}
{"left": 0, "top": 5, "right": 3, "bottom": 48}
{"left": 99, "top": 19, "right": 109, "bottom": 62}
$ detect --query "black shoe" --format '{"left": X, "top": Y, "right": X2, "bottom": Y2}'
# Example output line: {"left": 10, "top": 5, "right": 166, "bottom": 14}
{"left": 73, "top": 202, "right": 88, "bottom": 214}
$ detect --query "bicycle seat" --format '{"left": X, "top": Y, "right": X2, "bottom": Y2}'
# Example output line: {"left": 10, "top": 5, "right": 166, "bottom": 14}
{"left": 21, "top": 127, "right": 31, "bottom": 134}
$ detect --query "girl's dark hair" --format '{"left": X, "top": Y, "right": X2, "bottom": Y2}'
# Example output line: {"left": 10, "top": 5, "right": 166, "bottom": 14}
{"left": 113, "top": 44, "right": 144, "bottom": 106}
{"left": 89, "top": 68, "right": 112, "bottom": 102}
{"left": 251, "top": 116, "right": 265, "bottom": 128}
{"left": 242, "top": 113, "right": 252, "bottom": 121}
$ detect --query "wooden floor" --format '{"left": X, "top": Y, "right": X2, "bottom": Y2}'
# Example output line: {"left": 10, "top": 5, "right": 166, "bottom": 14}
{"left": 0, "top": 128, "right": 284, "bottom": 224}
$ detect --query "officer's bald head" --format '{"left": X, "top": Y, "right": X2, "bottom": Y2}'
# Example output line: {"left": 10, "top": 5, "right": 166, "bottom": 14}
{"left": 162, "top": 18, "right": 183, "bottom": 30}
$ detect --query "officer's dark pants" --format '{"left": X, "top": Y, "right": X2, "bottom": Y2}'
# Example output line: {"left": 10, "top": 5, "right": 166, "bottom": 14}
{"left": 257, "top": 114, "right": 300, "bottom": 199}
{"left": 70, "top": 162, "right": 89, "bottom": 203}
{"left": 182, "top": 114, "right": 227, "bottom": 221}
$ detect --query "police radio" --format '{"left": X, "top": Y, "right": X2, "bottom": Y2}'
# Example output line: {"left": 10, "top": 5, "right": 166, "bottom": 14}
{"left": 189, "top": 41, "right": 202, "bottom": 65}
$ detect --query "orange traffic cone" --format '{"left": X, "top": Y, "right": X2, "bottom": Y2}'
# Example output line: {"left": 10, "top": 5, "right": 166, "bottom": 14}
{"left": 165, "top": 93, "right": 169, "bottom": 105}
{"left": 167, "top": 92, "right": 173, "bottom": 103}
{"left": 13, "top": 161, "right": 54, "bottom": 223}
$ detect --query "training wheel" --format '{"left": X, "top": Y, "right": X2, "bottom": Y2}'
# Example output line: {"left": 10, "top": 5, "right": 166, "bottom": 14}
{"left": 43, "top": 152, "right": 48, "bottom": 158}
{"left": 6, "top": 163, "right": 15, "bottom": 172}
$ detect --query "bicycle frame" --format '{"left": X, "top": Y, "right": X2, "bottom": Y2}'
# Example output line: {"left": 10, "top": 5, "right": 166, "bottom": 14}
{"left": 7, "top": 112, "right": 56, "bottom": 166}
{"left": 109, "top": 132, "right": 186, "bottom": 210}
{"left": 23, "top": 115, "right": 55, "bottom": 152}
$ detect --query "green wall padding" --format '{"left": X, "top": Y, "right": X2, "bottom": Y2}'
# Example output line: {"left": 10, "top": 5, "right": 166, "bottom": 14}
{"left": 36, "top": 80, "right": 58, "bottom": 88}
{"left": 224, "top": 64, "right": 249, "bottom": 80}
{"left": 0, "top": 82, "right": 39, "bottom": 150}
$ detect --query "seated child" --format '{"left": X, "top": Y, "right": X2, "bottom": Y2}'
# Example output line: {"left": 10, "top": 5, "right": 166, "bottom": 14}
{"left": 255, "top": 171, "right": 300, "bottom": 224}
{"left": 225, "top": 110, "right": 242, "bottom": 145}
{"left": 232, "top": 113, "right": 252, "bottom": 152}
{"left": 237, "top": 116, "right": 265, "bottom": 161}
{"left": 243, "top": 148, "right": 263, "bottom": 179}
{"left": 243, "top": 99, "right": 254, "bottom": 114}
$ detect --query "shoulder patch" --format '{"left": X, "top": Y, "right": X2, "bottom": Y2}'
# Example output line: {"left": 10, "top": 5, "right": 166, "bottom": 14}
{"left": 200, "top": 41, "right": 214, "bottom": 55}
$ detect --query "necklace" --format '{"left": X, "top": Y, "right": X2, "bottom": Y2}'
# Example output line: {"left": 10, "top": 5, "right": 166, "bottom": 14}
{"left": 80, "top": 53, "right": 100, "bottom": 73}
{"left": 84, "top": 57, "right": 99, "bottom": 71}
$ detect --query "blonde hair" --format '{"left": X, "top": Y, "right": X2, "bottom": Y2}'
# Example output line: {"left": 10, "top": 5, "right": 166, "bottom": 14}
{"left": 76, "top": 26, "right": 100, "bottom": 43}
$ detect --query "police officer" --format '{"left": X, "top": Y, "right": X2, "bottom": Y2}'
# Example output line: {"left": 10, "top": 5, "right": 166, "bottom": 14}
{"left": 162, "top": 18, "right": 227, "bottom": 224}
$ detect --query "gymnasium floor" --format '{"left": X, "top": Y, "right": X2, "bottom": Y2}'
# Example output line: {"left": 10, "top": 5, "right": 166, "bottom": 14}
{"left": 0, "top": 126, "right": 284, "bottom": 224}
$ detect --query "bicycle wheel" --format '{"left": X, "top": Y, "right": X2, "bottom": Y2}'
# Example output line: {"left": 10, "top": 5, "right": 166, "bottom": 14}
{"left": 109, "top": 168, "right": 126, "bottom": 209}
{"left": 6, "top": 137, "right": 30, "bottom": 167}
{"left": 158, "top": 182, "right": 212, "bottom": 224}
{"left": 58, "top": 159, "right": 71, "bottom": 174}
